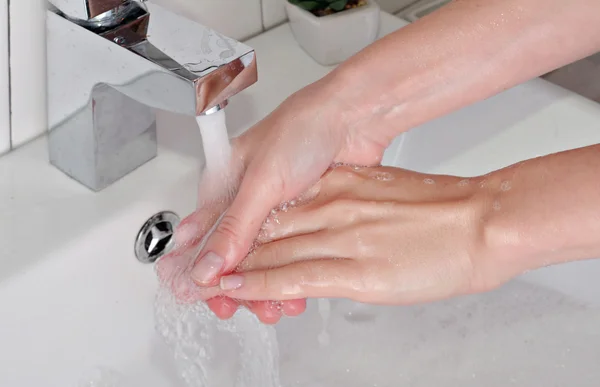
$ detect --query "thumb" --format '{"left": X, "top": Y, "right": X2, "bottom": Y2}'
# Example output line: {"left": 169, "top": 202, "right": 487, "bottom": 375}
{"left": 190, "top": 167, "right": 285, "bottom": 286}
{"left": 216, "top": 260, "right": 361, "bottom": 301}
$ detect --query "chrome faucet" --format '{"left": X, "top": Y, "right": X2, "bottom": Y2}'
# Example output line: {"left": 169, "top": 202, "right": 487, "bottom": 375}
{"left": 47, "top": 0, "right": 257, "bottom": 191}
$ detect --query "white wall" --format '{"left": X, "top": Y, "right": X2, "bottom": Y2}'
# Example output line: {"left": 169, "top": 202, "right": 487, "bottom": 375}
{"left": 151, "top": 0, "right": 418, "bottom": 37}
{"left": 2, "top": 0, "right": 418, "bottom": 152}
{"left": 9, "top": 0, "right": 47, "bottom": 148}
{"left": 0, "top": 0, "right": 9, "bottom": 155}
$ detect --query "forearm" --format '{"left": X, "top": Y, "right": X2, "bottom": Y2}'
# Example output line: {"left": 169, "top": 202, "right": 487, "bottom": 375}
{"left": 481, "top": 144, "right": 600, "bottom": 277}
{"left": 323, "top": 0, "right": 600, "bottom": 144}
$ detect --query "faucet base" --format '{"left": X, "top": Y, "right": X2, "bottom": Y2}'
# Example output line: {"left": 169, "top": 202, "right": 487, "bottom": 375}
{"left": 48, "top": 84, "right": 158, "bottom": 192}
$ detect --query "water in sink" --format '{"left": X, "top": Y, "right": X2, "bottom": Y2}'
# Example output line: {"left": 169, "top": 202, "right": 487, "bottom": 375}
{"left": 151, "top": 110, "right": 281, "bottom": 387}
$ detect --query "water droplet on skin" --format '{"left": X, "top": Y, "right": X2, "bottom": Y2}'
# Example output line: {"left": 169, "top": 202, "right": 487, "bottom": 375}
{"left": 479, "top": 179, "right": 488, "bottom": 188}
{"left": 386, "top": 104, "right": 405, "bottom": 119}
{"left": 369, "top": 171, "right": 394, "bottom": 181}
{"left": 423, "top": 178, "right": 435, "bottom": 185}
{"left": 493, "top": 200, "right": 502, "bottom": 211}
{"left": 458, "top": 179, "right": 470, "bottom": 187}
{"left": 271, "top": 300, "right": 284, "bottom": 312}
{"left": 500, "top": 181, "right": 512, "bottom": 191}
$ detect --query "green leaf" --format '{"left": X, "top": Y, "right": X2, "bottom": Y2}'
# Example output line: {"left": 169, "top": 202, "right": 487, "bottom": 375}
{"left": 329, "top": 0, "right": 347, "bottom": 11}
{"left": 296, "top": 1, "right": 321, "bottom": 11}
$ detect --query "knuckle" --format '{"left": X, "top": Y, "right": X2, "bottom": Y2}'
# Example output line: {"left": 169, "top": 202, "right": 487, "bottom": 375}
{"left": 260, "top": 271, "right": 272, "bottom": 293}
{"left": 268, "top": 243, "right": 287, "bottom": 267}
{"left": 215, "top": 214, "right": 244, "bottom": 246}
{"left": 324, "top": 198, "right": 361, "bottom": 221}
{"left": 256, "top": 241, "right": 286, "bottom": 269}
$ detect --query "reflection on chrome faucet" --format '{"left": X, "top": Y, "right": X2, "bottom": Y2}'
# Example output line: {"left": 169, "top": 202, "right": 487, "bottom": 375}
{"left": 46, "top": 0, "right": 257, "bottom": 191}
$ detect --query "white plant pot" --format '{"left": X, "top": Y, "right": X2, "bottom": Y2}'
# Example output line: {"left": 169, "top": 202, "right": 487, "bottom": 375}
{"left": 285, "top": 1, "right": 381, "bottom": 66}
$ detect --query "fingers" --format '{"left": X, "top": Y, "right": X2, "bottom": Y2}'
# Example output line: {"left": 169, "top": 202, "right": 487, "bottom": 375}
{"left": 220, "top": 259, "right": 362, "bottom": 301}
{"left": 280, "top": 298, "right": 307, "bottom": 316}
{"left": 258, "top": 198, "right": 378, "bottom": 244}
{"left": 156, "top": 241, "right": 223, "bottom": 304}
{"left": 258, "top": 205, "right": 330, "bottom": 244}
{"left": 247, "top": 301, "right": 284, "bottom": 324}
{"left": 205, "top": 298, "right": 280, "bottom": 323}
{"left": 206, "top": 298, "right": 307, "bottom": 324}
{"left": 190, "top": 168, "right": 285, "bottom": 286}
{"left": 206, "top": 297, "right": 239, "bottom": 320}
{"left": 239, "top": 231, "right": 346, "bottom": 272}
{"left": 173, "top": 207, "right": 221, "bottom": 247}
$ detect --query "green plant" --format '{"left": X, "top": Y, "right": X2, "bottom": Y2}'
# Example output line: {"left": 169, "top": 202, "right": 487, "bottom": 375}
{"left": 288, "top": 0, "right": 365, "bottom": 16}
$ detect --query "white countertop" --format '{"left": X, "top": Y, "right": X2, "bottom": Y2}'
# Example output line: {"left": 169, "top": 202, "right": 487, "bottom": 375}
{"left": 2, "top": 11, "right": 600, "bottom": 278}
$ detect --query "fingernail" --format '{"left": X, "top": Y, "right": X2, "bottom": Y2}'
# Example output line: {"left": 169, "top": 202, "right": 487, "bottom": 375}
{"left": 191, "top": 252, "right": 224, "bottom": 284}
{"left": 220, "top": 275, "right": 244, "bottom": 291}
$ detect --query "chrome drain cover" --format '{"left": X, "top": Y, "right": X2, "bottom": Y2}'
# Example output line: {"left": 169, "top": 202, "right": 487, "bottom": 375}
{"left": 134, "top": 211, "right": 180, "bottom": 263}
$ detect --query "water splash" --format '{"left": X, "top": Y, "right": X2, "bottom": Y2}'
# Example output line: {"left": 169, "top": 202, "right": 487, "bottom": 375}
{"left": 154, "top": 288, "right": 281, "bottom": 387}
{"left": 151, "top": 110, "right": 282, "bottom": 387}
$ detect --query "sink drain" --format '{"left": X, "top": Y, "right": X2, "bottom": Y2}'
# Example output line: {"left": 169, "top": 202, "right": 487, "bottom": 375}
{"left": 134, "top": 211, "right": 180, "bottom": 263}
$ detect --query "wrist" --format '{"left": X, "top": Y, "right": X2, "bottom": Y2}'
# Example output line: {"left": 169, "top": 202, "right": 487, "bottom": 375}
{"left": 465, "top": 175, "right": 535, "bottom": 293}
{"left": 478, "top": 162, "right": 600, "bottom": 284}
{"left": 284, "top": 72, "right": 351, "bottom": 138}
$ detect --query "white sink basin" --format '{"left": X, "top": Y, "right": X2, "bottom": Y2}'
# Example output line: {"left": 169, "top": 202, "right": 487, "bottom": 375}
{"left": 2, "top": 13, "right": 600, "bottom": 387}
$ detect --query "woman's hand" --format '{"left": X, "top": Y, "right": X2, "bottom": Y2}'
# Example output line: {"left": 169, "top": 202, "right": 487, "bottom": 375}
{"left": 190, "top": 75, "right": 390, "bottom": 285}
{"left": 160, "top": 144, "right": 600, "bottom": 317}
{"left": 216, "top": 165, "right": 508, "bottom": 304}
{"left": 217, "top": 143, "right": 600, "bottom": 306}
{"left": 156, "top": 76, "right": 390, "bottom": 323}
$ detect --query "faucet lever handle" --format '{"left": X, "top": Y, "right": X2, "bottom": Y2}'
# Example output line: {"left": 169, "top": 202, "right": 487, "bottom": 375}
{"left": 87, "top": 0, "right": 128, "bottom": 18}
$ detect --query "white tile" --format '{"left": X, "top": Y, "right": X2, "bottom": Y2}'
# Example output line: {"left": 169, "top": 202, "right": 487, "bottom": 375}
{"left": 261, "top": 0, "right": 418, "bottom": 30}
{"left": 262, "top": 0, "right": 287, "bottom": 30}
{"left": 9, "top": 0, "right": 47, "bottom": 148}
{"left": 150, "top": 0, "right": 263, "bottom": 41}
{"left": 0, "top": 0, "right": 9, "bottom": 155}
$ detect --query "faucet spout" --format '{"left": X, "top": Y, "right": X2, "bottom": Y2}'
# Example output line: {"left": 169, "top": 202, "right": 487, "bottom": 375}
{"left": 49, "top": 0, "right": 129, "bottom": 20}
{"left": 46, "top": 1, "right": 257, "bottom": 191}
